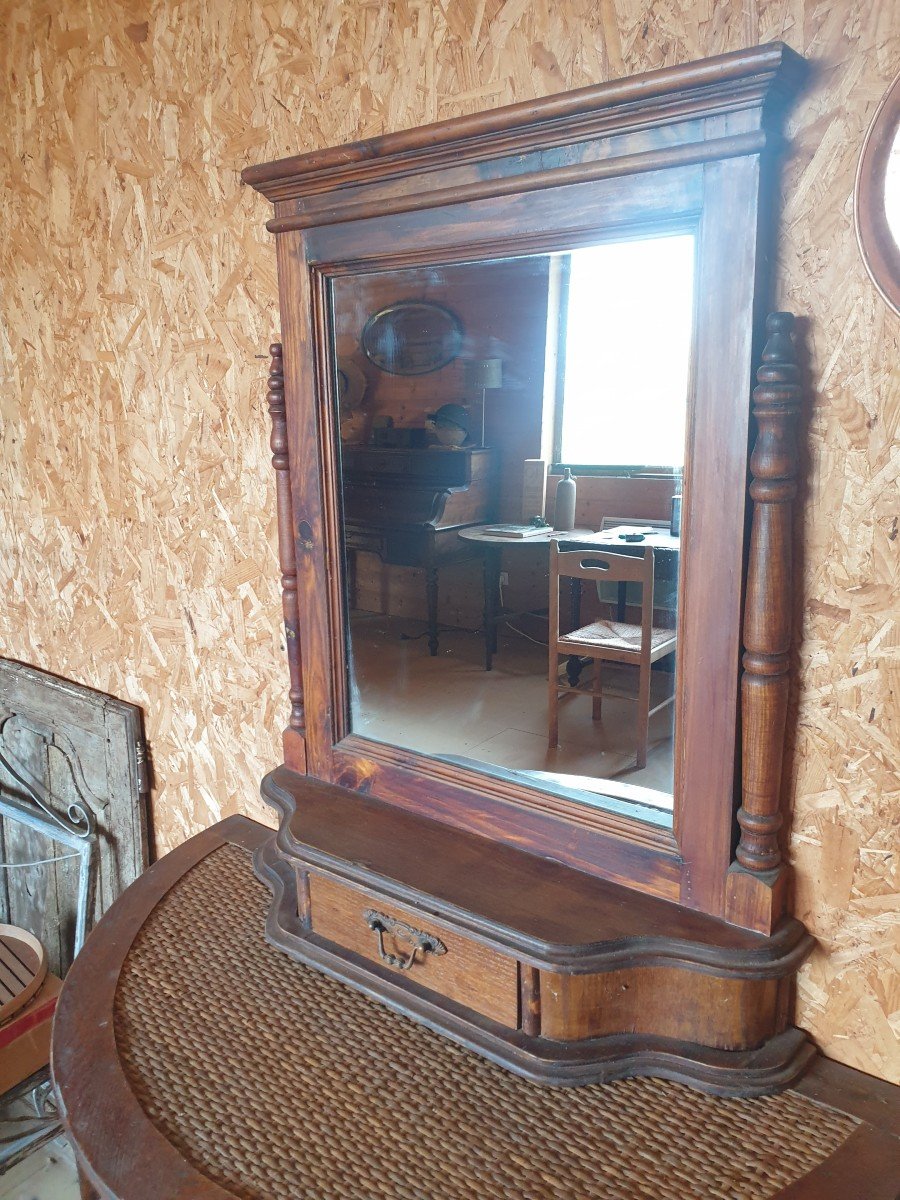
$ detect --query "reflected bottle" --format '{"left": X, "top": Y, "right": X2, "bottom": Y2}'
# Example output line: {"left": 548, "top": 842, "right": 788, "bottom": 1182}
{"left": 554, "top": 469, "right": 577, "bottom": 531}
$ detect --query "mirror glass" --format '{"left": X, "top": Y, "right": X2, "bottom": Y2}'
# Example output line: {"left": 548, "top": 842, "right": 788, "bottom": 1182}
{"left": 329, "top": 232, "right": 695, "bottom": 826}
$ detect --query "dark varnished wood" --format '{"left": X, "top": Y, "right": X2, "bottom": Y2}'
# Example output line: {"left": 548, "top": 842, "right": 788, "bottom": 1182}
{"left": 726, "top": 313, "right": 802, "bottom": 933}
{"left": 266, "top": 344, "right": 305, "bottom": 769}
{"left": 244, "top": 45, "right": 802, "bottom": 206}
{"left": 257, "top": 768, "right": 815, "bottom": 1092}
{"left": 538, "top": 968, "right": 783, "bottom": 1048}
{"left": 263, "top": 767, "right": 811, "bottom": 971}
{"left": 53, "top": 818, "right": 900, "bottom": 1198}
{"left": 256, "top": 830, "right": 815, "bottom": 1095}
{"left": 792, "top": 1056, "right": 900, "bottom": 1137}
{"left": 771, "top": 1124, "right": 900, "bottom": 1200}
{"left": 248, "top": 47, "right": 806, "bottom": 925}
{"left": 266, "top": 134, "right": 767, "bottom": 233}
{"left": 77, "top": 1169, "right": 98, "bottom": 1199}
{"left": 308, "top": 870, "right": 519, "bottom": 1027}
{"left": 245, "top": 47, "right": 814, "bottom": 1094}
{"left": 342, "top": 444, "right": 497, "bottom": 656}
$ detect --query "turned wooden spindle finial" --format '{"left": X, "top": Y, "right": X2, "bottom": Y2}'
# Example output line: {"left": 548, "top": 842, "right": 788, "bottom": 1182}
{"left": 266, "top": 343, "right": 305, "bottom": 742}
{"left": 734, "top": 312, "right": 801, "bottom": 885}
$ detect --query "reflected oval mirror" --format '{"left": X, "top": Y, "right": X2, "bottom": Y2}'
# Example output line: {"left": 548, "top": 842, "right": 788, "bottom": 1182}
{"left": 361, "top": 300, "right": 464, "bottom": 375}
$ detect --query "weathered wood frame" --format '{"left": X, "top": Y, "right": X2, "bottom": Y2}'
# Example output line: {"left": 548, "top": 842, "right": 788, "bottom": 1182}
{"left": 244, "top": 44, "right": 804, "bottom": 934}
{"left": 0, "top": 660, "right": 151, "bottom": 975}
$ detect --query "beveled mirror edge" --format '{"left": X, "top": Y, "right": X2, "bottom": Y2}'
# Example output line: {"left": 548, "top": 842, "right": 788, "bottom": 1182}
{"left": 248, "top": 45, "right": 806, "bottom": 932}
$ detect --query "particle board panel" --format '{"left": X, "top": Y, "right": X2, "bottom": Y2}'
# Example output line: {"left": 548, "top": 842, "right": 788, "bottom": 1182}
{"left": 0, "top": 0, "right": 896, "bottom": 1082}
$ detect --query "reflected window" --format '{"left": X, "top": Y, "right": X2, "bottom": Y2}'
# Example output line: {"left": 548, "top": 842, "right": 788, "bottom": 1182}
{"left": 554, "top": 234, "right": 695, "bottom": 474}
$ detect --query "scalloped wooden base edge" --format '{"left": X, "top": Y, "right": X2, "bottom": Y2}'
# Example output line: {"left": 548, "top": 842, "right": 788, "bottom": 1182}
{"left": 254, "top": 835, "right": 816, "bottom": 1097}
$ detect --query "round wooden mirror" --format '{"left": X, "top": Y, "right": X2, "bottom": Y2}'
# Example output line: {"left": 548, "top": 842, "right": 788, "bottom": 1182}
{"left": 855, "top": 72, "right": 900, "bottom": 315}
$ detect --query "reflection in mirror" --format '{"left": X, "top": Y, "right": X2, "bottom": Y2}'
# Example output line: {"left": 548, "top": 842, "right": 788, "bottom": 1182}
{"left": 329, "top": 233, "right": 695, "bottom": 827}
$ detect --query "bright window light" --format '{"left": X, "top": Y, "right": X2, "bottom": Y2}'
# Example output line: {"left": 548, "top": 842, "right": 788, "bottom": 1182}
{"left": 558, "top": 233, "right": 695, "bottom": 470}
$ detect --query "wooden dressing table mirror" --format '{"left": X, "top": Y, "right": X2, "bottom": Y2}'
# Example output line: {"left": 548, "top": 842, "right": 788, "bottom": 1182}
{"left": 243, "top": 43, "right": 814, "bottom": 1095}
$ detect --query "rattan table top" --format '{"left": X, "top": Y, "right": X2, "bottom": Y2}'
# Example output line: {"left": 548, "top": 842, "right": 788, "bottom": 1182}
{"left": 106, "top": 841, "right": 858, "bottom": 1200}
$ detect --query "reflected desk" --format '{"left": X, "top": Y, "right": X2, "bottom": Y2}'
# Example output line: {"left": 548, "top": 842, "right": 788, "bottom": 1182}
{"left": 457, "top": 526, "right": 593, "bottom": 670}
{"left": 458, "top": 525, "right": 680, "bottom": 672}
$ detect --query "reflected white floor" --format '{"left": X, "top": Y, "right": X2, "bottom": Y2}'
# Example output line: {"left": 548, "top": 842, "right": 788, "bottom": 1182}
{"left": 348, "top": 613, "right": 675, "bottom": 811}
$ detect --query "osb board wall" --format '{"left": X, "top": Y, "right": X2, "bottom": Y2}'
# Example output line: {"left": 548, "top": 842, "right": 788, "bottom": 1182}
{"left": 0, "top": 1, "right": 896, "bottom": 1082}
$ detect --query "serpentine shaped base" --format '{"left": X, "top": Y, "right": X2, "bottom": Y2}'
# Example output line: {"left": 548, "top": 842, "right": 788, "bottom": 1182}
{"left": 254, "top": 769, "right": 816, "bottom": 1097}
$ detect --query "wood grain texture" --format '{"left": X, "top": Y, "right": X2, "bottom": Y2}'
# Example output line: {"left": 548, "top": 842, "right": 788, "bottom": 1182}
{"left": 308, "top": 871, "right": 519, "bottom": 1027}
{"left": 257, "top": 830, "right": 816, "bottom": 1094}
{"left": 0, "top": 1, "right": 896, "bottom": 1082}
{"left": 539, "top": 967, "right": 782, "bottom": 1049}
{"left": 53, "top": 815, "right": 881, "bottom": 1199}
{"left": 770, "top": 1124, "right": 900, "bottom": 1200}
{"left": 726, "top": 312, "right": 802, "bottom": 933}
{"left": 52, "top": 816, "right": 267, "bottom": 1200}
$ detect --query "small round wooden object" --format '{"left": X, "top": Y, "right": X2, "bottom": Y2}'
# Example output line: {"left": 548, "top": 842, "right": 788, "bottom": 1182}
{"left": 0, "top": 924, "right": 48, "bottom": 1025}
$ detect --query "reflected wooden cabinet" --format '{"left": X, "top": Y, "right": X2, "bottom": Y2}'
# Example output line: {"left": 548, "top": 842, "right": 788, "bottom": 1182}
{"left": 342, "top": 445, "right": 496, "bottom": 656}
{"left": 244, "top": 44, "right": 814, "bottom": 1094}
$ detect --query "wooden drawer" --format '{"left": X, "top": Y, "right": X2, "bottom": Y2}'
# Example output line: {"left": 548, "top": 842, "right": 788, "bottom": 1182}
{"left": 307, "top": 872, "right": 519, "bottom": 1028}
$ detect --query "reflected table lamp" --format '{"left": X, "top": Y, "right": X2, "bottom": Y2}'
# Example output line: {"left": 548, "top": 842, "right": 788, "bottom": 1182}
{"left": 465, "top": 358, "right": 503, "bottom": 447}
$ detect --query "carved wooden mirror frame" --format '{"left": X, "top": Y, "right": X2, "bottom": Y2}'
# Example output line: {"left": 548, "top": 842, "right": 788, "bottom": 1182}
{"left": 244, "top": 44, "right": 805, "bottom": 937}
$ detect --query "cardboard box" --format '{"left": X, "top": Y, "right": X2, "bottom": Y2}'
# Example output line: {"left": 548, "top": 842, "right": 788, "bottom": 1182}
{"left": 522, "top": 458, "right": 548, "bottom": 521}
{"left": 0, "top": 973, "right": 61, "bottom": 1094}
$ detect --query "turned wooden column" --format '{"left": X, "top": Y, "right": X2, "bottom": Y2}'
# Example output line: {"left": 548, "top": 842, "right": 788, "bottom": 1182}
{"left": 726, "top": 312, "right": 801, "bottom": 933}
{"left": 266, "top": 343, "right": 306, "bottom": 769}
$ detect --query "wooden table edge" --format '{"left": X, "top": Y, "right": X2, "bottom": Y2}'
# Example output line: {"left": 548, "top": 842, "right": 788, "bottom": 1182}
{"left": 791, "top": 1054, "right": 900, "bottom": 1137}
{"left": 51, "top": 813, "right": 897, "bottom": 1199}
{"left": 52, "top": 815, "right": 269, "bottom": 1200}
{"left": 770, "top": 1122, "right": 900, "bottom": 1199}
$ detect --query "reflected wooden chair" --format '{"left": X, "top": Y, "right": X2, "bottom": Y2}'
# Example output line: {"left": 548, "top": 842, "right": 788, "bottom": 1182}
{"left": 548, "top": 544, "right": 676, "bottom": 769}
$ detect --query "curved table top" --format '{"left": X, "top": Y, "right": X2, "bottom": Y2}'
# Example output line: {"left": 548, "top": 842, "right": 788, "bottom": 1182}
{"left": 52, "top": 816, "right": 898, "bottom": 1200}
{"left": 52, "top": 818, "right": 263, "bottom": 1200}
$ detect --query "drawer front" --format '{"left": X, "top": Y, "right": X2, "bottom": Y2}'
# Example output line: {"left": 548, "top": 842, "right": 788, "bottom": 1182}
{"left": 307, "top": 872, "right": 519, "bottom": 1028}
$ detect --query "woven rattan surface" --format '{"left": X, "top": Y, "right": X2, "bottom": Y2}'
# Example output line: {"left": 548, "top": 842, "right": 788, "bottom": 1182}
{"left": 113, "top": 845, "right": 856, "bottom": 1200}
{"left": 560, "top": 619, "right": 676, "bottom": 652}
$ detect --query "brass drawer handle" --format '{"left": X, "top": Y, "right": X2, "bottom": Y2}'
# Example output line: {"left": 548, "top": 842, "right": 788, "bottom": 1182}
{"left": 363, "top": 908, "right": 447, "bottom": 971}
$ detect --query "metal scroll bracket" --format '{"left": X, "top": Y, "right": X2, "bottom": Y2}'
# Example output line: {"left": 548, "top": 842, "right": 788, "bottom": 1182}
{"left": 363, "top": 908, "right": 447, "bottom": 971}
{"left": 0, "top": 711, "right": 100, "bottom": 956}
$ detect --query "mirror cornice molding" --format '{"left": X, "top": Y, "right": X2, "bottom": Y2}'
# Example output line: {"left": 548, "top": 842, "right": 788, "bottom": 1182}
{"left": 244, "top": 42, "right": 803, "bottom": 216}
